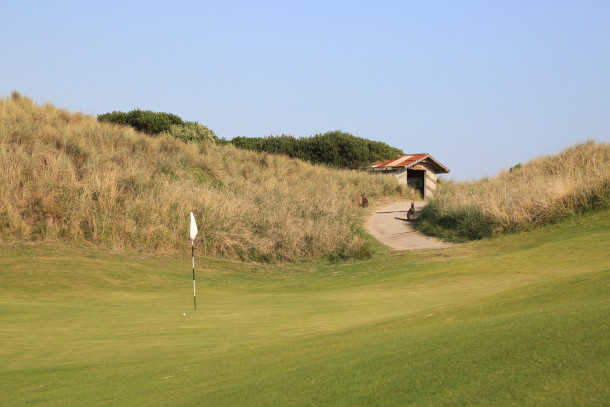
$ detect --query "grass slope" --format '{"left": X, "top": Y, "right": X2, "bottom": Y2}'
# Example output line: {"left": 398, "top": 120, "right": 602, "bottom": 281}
{"left": 1, "top": 210, "right": 609, "bottom": 405}
{"left": 0, "top": 93, "right": 417, "bottom": 261}
{"left": 419, "top": 140, "right": 610, "bottom": 241}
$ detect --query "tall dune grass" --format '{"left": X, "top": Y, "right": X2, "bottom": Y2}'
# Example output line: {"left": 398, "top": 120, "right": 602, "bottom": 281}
{"left": 419, "top": 140, "right": 610, "bottom": 241}
{"left": 0, "top": 93, "right": 416, "bottom": 261}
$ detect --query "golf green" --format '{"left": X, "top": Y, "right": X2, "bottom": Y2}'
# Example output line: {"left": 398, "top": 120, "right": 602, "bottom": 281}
{"left": 1, "top": 210, "right": 609, "bottom": 405}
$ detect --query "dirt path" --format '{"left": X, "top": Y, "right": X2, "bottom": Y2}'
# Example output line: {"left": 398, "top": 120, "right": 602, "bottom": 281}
{"left": 365, "top": 201, "right": 453, "bottom": 251}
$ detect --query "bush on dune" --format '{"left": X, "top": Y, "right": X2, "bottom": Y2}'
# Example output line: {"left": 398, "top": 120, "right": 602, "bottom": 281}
{"left": 231, "top": 131, "right": 404, "bottom": 170}
{"left": 97, "top": 109, "right": 184, "bottom": 135}
{"left": 97, "top": 108, "right": 217, "bottom": 143}
{"left": 164, "top": 121, "right": 217, "bottom": 143}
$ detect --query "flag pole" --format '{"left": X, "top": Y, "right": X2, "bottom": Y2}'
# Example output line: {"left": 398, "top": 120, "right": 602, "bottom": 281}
{"left": 192, "top": 239, "right": 196, "bottom": 310}
{"left": 189, "top": 212, "right": 199, "bottom": 311}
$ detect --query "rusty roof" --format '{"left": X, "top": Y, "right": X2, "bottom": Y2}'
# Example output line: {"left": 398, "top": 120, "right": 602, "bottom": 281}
{"left": 372, "top": 153, "right": 450, "bottom": 173}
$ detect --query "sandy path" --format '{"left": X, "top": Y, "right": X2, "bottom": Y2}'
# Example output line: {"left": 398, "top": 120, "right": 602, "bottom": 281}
{"left": 365, "top": 201, "right": 453, "bottom": 251}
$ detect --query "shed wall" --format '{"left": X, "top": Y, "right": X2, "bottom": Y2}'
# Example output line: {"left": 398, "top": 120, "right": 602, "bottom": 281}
{"left": 419, "top": 161, "right": 438, "bottom": 199}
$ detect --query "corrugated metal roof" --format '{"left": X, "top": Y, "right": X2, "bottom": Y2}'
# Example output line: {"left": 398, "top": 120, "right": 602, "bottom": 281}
{"left": 372, "top": 153, "right": 429, "bottom": 168}
{"left": 371, "top": 153, "right": 450, "bottom": 173}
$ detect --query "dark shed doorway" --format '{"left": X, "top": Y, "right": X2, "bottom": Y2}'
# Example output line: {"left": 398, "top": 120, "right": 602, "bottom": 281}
{"left": 407, "top": 169, "right": 425, "bottom": 198}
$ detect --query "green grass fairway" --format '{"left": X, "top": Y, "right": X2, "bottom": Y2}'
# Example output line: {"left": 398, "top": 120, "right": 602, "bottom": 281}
{"left": 1, "top": 211, "right": 609, "bottom": 406}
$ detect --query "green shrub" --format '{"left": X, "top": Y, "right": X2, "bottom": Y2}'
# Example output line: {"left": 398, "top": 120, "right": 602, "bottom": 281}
{"left": 98, "top": 109, "right": 184, "bottom": 135}
{"left": 509, "top": 163, "right": 522, "bottom": 172}
{"left": 98, "top": 109, "right": 219, "bottom": 145}
{"left": 164, "top": 121, "right": 217, "bottom": 143}
{"left": 418, "top": 201, "right": 495, "bottom": 242}
{"left": 232, "top": 131, "right": 403, "bottom": 169}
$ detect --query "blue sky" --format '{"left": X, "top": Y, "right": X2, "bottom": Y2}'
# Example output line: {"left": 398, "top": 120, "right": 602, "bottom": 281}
{"left": 2, "top": 0, "right": 609, "bottom": 179}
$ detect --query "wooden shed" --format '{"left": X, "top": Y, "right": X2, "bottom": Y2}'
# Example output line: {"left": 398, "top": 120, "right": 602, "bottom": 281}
{"left": 370, "top": 154, "right": 450, "bottom": 199}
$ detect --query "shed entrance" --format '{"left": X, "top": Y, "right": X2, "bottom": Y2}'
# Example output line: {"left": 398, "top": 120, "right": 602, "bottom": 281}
{"left": 407, "top": 169, "right": 425, "bottom": 198}
{"left": 370, "top": 153, "right": 450, "bottom": 199}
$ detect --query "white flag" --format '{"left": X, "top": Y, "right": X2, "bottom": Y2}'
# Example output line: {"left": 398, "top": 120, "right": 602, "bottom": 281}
{"left": 190, "top": 212, "right": 198, "bottom": 240}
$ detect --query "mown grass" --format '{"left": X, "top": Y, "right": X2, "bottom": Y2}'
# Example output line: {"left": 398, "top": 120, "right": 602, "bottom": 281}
{"left": 1, "top": 209, "right": 608, "bottom": 405}
{"left": 0, "top": 92, "right": 418, "bottom": 261}
{"left": 418, "top": 140, "right": 610, "bottom": 241}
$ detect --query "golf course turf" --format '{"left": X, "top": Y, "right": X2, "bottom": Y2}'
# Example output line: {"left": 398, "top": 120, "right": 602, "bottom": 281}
{"left": 1, "top": 210, "right": 609, "bottom": 405}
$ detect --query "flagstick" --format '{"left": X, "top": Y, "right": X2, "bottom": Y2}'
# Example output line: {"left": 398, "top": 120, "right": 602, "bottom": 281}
{"left": 189, "top": 211, "right": 199, "bottom": 311}
{"left": 192, "top": 239, "right": 196, "bottom": 310}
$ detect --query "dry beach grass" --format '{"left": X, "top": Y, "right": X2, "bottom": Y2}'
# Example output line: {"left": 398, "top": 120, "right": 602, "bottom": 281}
{"left": 419, "top": 140, "right": 610, "bottom": 240}
{"left": 0, "top": 93, "right": 417, "bottom": 261}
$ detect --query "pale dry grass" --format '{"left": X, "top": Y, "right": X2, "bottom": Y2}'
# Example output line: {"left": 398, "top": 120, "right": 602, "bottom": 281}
{"left": 420, "top": 140, "right": 610, "bottom": 239}
{"left": 0, "top": 93, "right": 415, "bottom": 260}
